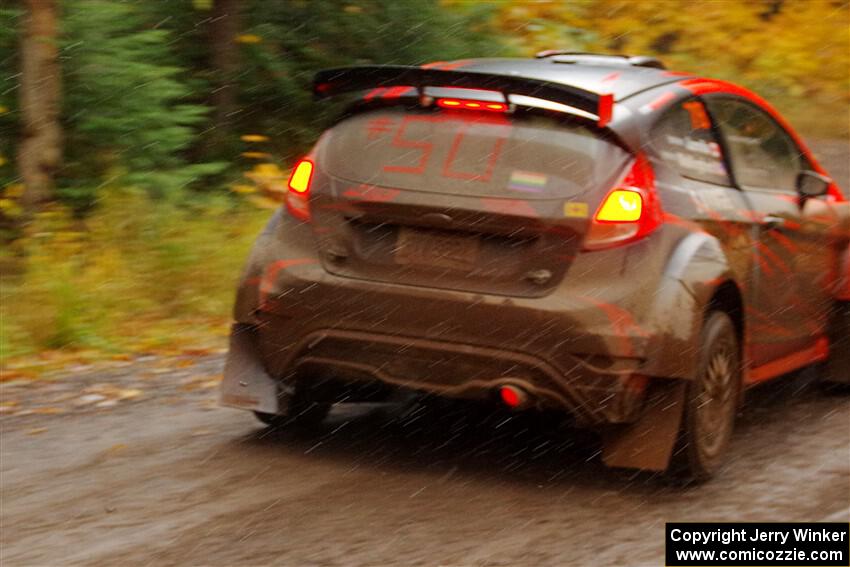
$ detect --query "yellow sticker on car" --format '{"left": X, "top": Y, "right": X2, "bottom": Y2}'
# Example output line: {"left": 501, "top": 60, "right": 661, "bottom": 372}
{"left": 564, "top": 202, "right": 589, "bottom": 218}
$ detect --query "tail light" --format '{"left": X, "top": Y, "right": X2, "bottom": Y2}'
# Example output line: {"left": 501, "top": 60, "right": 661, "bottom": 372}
{"left": 286, "top": 158, "right": 313, "bottom": 221}
{"left": 583, "top": 154, "right": 662, "bottom": 251}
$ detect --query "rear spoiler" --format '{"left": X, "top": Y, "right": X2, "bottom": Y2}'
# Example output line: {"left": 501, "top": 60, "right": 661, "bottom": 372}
{"left": 313, "top": 65, "right": 614, "bottom": 127}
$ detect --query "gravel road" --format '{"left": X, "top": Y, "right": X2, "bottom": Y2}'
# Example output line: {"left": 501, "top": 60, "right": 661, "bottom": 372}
{"left": 1, "top": 353, "right": 848, "bottom": 567}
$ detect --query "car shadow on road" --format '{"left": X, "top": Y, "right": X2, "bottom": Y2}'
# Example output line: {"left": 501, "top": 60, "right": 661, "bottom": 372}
{"left": 229, "top": 366, "right": 842, "bottom": 492}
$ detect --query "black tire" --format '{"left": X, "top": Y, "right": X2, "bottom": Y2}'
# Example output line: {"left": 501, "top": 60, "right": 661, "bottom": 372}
{"left": 822, "top": 301, "right": 850, "bottom": 392}
{"left": 671, "top": 311, "right": 741, "bottom": 483}
{"left": 253, "top": 378, "right": 332, "bottom": 429}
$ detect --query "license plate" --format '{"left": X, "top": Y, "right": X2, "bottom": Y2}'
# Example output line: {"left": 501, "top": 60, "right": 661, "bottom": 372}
{"left": 395, "top": 228, "right": 479, "bottom": 271}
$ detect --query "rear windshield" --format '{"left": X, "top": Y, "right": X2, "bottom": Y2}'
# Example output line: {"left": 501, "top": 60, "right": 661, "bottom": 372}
{"left": 321, "top": 107, "right": 630, "bottom": 199}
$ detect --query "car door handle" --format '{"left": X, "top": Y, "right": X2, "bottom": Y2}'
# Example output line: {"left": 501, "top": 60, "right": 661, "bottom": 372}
{"left": 761, "top": 216, "right": 786, "bottom": 230}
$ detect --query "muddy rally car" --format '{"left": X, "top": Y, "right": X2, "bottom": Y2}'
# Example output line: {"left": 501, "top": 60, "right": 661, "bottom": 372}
{"left": 221, "top": 52, "right": 850, "bottom": 481}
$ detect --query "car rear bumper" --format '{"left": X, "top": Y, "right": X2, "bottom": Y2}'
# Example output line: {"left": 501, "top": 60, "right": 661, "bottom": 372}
{"left": 230, "top": 274, "right": 700, "bottom": 426}
{"left": 269, "top": 323, "right": 650, "bottom": 424}
{"left": 222, "top": 213, "right": 707, "bottom": 426}
{"left": 221, "top": 317, "right": 649, "bottom": 425}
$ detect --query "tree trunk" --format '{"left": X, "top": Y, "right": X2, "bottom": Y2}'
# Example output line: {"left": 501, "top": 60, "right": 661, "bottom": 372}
{"left": 210, "top": 0, "right": 241, "bottom": 134}
{"left": 17, "top": 0, "right": 62, "bottom": 208}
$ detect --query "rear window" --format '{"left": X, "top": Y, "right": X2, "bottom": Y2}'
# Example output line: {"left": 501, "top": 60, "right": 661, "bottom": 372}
{"left": 650, "top": 98, "right": 731, "bottom": 187}
{"left": 320, "top": 107, "right": 630, "bottom": 199}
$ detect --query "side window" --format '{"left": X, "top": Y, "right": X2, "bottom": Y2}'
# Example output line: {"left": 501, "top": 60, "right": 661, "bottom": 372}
{"left": 650, "top": 98, "right": 730, "bottom": 186}
{"left": 707, "top": 97, "right": 802, "bottom": 193}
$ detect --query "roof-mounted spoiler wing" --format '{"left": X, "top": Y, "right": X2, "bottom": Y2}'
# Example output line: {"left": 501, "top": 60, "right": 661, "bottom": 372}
{"left": 313, "top": 65, "right": 614, "bottom": 127}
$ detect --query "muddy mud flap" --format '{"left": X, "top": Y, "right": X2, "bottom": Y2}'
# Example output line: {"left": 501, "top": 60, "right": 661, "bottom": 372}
{"left": 220, "top": 324, "right": 280, "bottom": 414}
{"left": 601, "top": 379, "right": 686, "bottom": 472}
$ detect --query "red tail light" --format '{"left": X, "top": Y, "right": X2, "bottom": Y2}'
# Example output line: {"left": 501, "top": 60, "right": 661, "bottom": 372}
{"left": 286, "top": 158, "right": 313, "bottom": 221}
{"left": 583, "top": 154, "right": 662, "bottom": 251}
{"left": 436, "top": 98, "right": 508, "bottom": 112}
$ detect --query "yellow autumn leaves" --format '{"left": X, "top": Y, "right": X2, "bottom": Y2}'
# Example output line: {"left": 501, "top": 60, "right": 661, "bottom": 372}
{"left": 446, "top": 0, "right": 849, "bottom": 136}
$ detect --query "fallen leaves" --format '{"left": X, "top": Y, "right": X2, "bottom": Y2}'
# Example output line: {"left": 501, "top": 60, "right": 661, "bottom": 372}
{"left": 4, "top": 406, "right": 67, "bottom": 417}
{"left": 29, "top": 406, "right": 65, "bottom": 415}
{"left": 76, "top": 385, "right": 144, "bottom": 406}
{"left": 118, "top": 388, "right": 143, "bottom": 400}
{"left": 2, "top": 316, "right": 232, "bottom": 379}
{"left": 182, "top": 347, "right": 214, "bottom": 357}
{"left": 76, "top": 394, "right": 107, "bottom": 406}
{"left": 0, "top": 369, "right": 37, "bottom": 383}
{"left": 179, "top": 374, "right": 222, "bottom": 392}
{"left": 1, "top": 351, "right": 224, "bottom": 420}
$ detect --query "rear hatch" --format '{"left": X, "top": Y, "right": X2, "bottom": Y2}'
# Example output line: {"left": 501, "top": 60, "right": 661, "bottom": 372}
{"left": 310, "top": 105, "right": 631, "bottom": 297}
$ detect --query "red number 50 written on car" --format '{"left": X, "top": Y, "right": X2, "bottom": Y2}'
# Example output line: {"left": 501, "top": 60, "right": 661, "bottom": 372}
{"left": 381, "top": 116, "right": 508, "bottom": 182}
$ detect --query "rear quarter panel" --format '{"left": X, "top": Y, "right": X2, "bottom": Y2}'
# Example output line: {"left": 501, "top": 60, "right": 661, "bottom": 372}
{"left": 621, "top": 86, "right": 753, "bottom": 379}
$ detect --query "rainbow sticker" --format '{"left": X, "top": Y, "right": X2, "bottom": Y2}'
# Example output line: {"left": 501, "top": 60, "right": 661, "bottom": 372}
{"left": 508, "top": 170, "right": 548, "bottom": 193}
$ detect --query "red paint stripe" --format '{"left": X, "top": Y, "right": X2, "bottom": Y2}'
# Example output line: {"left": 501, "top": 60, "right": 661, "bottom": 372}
{"left": 701, "top": 207, "right": 747, "bottom": 240}
{"left": 747, "top": 337, "right": 829, "bottom": 383}
{"left": 752, "top": 245, "right": 775, "bottom": 276}
{"left": 782, "top": 219, "right": 802, "bottom": 231}
{"left": 363, "top": 87, "right": 387, "bottom": 101}
{"left": 420, "top": 59, "right": 472, "bottom": 71}
{"left": 597, "top": 93, "right": 614, "bottom": 127}
{"left": 662, "top": 212, "right": 706, "bottom": 231}
{"left": 259, "top": 258, "right": 318, "bottom": 306}
{"left": 767, "top": 230, "right": 799, "bottom": 255}
{"left": 646, "top": 91, "right": 676, "bottom": 111}
{"left": 754, "top": 241, "right": 791, "bottom": 274}
{"left": 578, "top": 296, "right": 649, "bottom": 357}
{"left": 381, "top": 85, "right": 414, "bottom": 99}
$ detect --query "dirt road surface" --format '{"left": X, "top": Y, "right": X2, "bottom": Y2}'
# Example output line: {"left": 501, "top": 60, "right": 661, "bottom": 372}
{"left": 1, "top": 352, "right": 848, "bottom": 567}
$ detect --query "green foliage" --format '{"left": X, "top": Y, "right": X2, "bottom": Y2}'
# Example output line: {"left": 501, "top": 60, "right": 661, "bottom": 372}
{"left": 234, "top": 0, "right": 509, "bottom": 160}
{"left": 0, "top": 7, "right": 21, "bottom": 189}
{"left": 0, "top": 194, "right": 268, "bottom": 359}
{"left": 61, "top": 0, "right": 224, "bottom": 207}
{"left": 3, "top": 0, "right": 504, "bottom": 363}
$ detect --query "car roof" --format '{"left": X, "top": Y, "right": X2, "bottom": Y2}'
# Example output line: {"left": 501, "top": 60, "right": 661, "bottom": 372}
{"left": 430, "top": 58, "right": 695, "bottom": 102}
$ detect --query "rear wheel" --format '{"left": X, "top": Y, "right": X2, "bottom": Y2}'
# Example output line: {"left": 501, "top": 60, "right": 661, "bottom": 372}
{"left": 671, "top": 311, "right": 740, "bottom": 483}
{"left": 822, "top": 301, "right": 850, "bottom": 391}
{"left": 254, "top": 377, "right": 332, "bottom": 429}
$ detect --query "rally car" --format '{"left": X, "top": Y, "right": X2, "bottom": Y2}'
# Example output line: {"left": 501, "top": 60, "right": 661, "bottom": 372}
{"left": 221, "top": 52, "right": 849, "bottom": 481}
